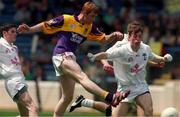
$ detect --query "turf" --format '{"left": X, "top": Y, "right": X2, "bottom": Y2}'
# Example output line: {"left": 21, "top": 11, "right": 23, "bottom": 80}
{"left": 0, "top": 110, "right": 104, "bottom": 117}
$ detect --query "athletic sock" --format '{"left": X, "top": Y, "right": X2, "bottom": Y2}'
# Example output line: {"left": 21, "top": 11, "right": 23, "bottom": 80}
{"left": 81, "top": 99, "right": 94, "bottom": 107}
{"left": 105, "top": 92, "right": 113, "bottom": 103}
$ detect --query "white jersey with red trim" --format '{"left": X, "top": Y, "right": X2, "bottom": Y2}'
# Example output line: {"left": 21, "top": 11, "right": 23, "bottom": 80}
{"left": 106, "top": 42, "right": 155, "bottom": 86}
{"left": 0, "top": 37, "right": 23, "bottom": 78}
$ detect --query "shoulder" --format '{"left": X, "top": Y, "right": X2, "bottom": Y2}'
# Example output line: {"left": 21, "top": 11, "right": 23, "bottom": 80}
{"left": 140, "top": 43, "right": 151, "bottom": 52}
{"left": 141, "top": 42, "right": 150, "bottom": 48}
{"left": 63, "top": 14, "right": 80, "bottom": 25}
{"left": 0, "top": 38, "right": 4, "bottom": 45}
{"left": 122, "top": 42, "right": 129, "bottom": 47}
{"left": 63, "top": 14, "right": 73, "bottom": 19}
{"left": 114, "top": 43, "right": 128, "bottom": 52}
{"left": 113, "top": 40, "right": 127, "bottom": 47}
{"left": 13, "top": 44, "right": 18, "bottom": 49}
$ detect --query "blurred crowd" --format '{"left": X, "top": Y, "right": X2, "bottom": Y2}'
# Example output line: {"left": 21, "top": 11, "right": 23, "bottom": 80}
{"left": 0, "top": 0, "right": 179, "bottom": 84}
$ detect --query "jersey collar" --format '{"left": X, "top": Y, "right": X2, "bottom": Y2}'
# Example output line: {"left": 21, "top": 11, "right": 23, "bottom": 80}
{"left": 127, "top": 42, "right": 143, "bottom": 54}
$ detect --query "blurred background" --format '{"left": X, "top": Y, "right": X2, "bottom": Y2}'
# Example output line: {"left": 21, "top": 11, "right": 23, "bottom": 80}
{"left": 0, "top": 0, "right": 180, "bottom": 116}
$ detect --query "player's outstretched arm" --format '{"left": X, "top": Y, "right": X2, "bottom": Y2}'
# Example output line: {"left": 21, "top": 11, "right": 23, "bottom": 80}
{"left": 17, "top": 23, "right": 43, "bottom": 33}
{"left": 152, "top": 53, "right": 173, "bottom": 63}
{"left": 87, "top": 52, "right": 108, "bottom": 62}
{"left": 148, "top": 60, "right": 165, "bottom": 68}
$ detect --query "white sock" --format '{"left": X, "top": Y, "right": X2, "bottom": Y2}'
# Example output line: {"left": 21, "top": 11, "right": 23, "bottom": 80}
{"left": 81, "top": 99, "right": 94, "bottom": 107}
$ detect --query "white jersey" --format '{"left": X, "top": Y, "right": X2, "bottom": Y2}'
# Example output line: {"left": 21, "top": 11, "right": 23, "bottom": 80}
{"left": 106, "top": 42, "right": 155, "bottom": 86}
{"left": 0, "top": 37, "right": 23, "bottom": 78}
{"left": 106, "top": 34, "right": 128, "bottom": 52}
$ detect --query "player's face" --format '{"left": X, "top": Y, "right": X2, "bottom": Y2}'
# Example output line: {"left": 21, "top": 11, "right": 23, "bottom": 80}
{"left": 129, "top": 31, "right": 143, "bottom": 46}
{"left": 84, "top": 11, "right": 97, "bottom": 24}
{"left": 4, "top": 27, "right": 17, "bottom": 43}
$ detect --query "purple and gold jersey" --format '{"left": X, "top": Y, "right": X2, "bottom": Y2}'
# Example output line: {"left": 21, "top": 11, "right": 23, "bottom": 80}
{"left": 42, "top": 14, "right": 105, "bottom": 55}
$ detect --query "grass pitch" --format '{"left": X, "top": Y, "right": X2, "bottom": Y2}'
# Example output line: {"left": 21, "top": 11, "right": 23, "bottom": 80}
{"left": 0, "top": 110, "right": 104, "bottom": 117}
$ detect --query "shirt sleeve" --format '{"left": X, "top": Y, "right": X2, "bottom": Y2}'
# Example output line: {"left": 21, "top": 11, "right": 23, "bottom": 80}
{"left": 42, "top": 15, "right": 64, "bottom": 34}
{"left": 106, "top": 46, "right": 125, "bottom": 60}
{"left": 147, "top": 45, "right": 155, "bottom": 60}
{"left": 87, "top": 24, "right": 105, "bottom": 41}
{"left": 106, "top": 41, "right": 123, "bottom": 53}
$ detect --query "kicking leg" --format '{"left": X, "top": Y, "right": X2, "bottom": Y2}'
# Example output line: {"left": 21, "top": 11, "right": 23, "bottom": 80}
{"left": 61, "top": 59, "right": 128, "bottom": 106}
{"left": 70, "top": 95, "right": 112, "bottom": 116}
{"left": 70, "top": 95, "right": 109, "bottom": 112}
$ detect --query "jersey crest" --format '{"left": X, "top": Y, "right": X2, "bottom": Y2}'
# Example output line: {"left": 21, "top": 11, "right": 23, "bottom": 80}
{"left": 142, "top": 53, "right": 147, "bottom": 60}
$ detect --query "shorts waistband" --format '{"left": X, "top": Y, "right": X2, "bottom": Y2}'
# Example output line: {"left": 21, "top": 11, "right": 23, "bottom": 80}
{"left": 55, "top": 52, "right": 74, "bottom": 57}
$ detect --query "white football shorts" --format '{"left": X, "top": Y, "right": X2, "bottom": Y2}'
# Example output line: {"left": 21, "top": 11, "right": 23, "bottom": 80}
{"left": 52, "top": 52, "right": 76, "bottom": 76}
{"left": 5, "top": 73, "right": 28, "bottom": 101}
{"left": 117, "top": 83, "right": 149, "bottom": 103}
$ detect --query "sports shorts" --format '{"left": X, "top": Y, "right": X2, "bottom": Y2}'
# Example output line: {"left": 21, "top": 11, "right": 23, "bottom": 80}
{"left": 4, "top": 73, "right": 28, "bottom": 102}
{"left": 52, "top": 52, "right": 76, "bottom": 76}
{"left": 117, "top": 83, "right": 149, "bottom": 103}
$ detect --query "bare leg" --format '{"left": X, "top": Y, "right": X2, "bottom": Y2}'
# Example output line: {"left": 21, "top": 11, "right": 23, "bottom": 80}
{"left": 54, "top": 57, "right": 123, "bottom": 116}
{"left": 137, "top": 104, "right": 144, "bottom": 117}
{"left": 53, "top": 75, "right": 75, "bottom": 117}
{"left": 94, "top": 101, "right": 112, "bottom": 116}
{"left": 18, "top": 91, "right": 38, "bottom": 117}
{"left": 136, "top": 93, "right": 153, "bottom": 116}
{"left": 17, "top": 102, "right": 29, "bottom": 116}
{"left": 93, "top": 101, "right": 109, "bottom": 112}
{"left": 35, "top": 77, "right": 42, "bottom": 112}
{"left": 112, "top": 102, "right": 129, "bottom": 117}
{"left": 61, "top": 59, "right": 108, "bottom": 98}
{"left": 70, "top": 96, "right": 111, "bottom": 115}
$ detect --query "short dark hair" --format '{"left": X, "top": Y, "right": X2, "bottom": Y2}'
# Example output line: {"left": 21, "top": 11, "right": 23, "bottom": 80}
{"left": 127, "top": 20, "right": 144, "bottom": 36}
{"left": 0, "top": 24, "right": 17, "bottom": 36}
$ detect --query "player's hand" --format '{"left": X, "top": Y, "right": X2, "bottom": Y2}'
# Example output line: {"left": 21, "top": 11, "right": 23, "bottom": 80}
{"left": 157, "top": 61, "right": 165, "bottom": 68}
{"left": 151, "top": 61, "right": 165, "bottom": 68}
{"left": 87, "top": 53, "right": 95, "bottom": 62}
{"left": 103, "top": 63, "right": 114, "bottom": 75}
{"left": 111, "top": 31, "right": 123, "bottom": 40}
{"left": 163, "top": 54, "right": 173, "bottom": 62}
{"left": 111, "top": 90, "right": 130, "bottom": 107}
{"left": 17, "top": 23, "right": 30, "bottom": 33}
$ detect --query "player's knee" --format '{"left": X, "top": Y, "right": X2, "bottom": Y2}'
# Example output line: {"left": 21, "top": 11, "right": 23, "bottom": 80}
{"left": 62, "top": 95, "right": 73, "bottom": 104}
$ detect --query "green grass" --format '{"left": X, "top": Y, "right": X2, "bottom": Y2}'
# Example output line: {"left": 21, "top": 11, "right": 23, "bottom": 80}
{"left": 0, "top": 110, "right": 104, "bottom": 117}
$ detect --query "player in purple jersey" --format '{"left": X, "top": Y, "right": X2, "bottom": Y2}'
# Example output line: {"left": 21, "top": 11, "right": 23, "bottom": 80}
{"left": 17, "top": 2, "right": 129, "bottom": 117}
{"left": 0, "top": 24, "right": 38, "bottom": 116}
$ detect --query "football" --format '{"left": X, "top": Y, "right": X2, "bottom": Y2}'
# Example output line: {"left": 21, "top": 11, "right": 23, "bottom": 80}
{"left": 161, "top": 107, "right": 179, "bottom": 117}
